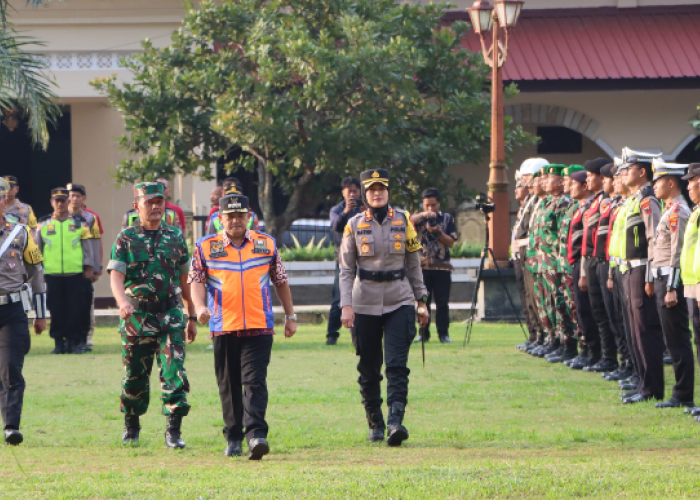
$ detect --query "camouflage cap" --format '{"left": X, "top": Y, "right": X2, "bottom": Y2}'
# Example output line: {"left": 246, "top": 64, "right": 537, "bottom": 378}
{"left": 133, "top": 182, "right": 165, "bottom": 200}
{"left": 0, "top": 177, "right": 10, "bottom": 194}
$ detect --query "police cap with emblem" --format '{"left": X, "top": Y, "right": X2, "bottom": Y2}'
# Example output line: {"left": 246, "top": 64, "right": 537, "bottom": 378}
{"left": 621, "top": 147, "right": 662, "bottom": 168}
{"left": 67, "top": 183, "right": 86, "bottom": 196}
{"left": 133, "top": 182, "right": 164, "bottom": 200}
{"left": 220, "top": 194, "right": 250, "bottom": 214}
{"left": 360, "top": 169, "right": 390, "bottom": 189}
{"left": 0, "top": 177, "right": 9, "bottom": 195}
{"left": 51, "top": 187, "right": 69, "bottom": 200}
{"left": 222, "top": 177, "right": 243, "bottom": 195}
{"left": 2, "top": 176, "right": 17, "bottom": 187}
{"left": 652, "top": 158, "right": 688, "bottom": 182}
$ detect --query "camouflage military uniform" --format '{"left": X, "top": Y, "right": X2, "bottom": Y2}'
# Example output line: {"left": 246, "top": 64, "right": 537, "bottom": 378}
{"left": 543, "top": 193, "right": 575, "bottom": 339}
{"left": 107, "top": 216, "right": 191, "bottom": 417}
{"left": 557, "top": 198, "right": 578, "bottom": 335}
{"left": 527, "top": 196, "right": 554, "bottom": 337}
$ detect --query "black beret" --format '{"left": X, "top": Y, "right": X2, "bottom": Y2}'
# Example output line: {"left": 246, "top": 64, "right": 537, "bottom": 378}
{"left": 600, "top": 164, "right": 615, "bottom": 179}
{"left": 67, "top": 183, "right": 86, "bottom": 195}
{"left": 570, "top": 171, "right": 588, "bottom": 184}
{"left": 584, "top": 158, "right": 610, "bottom": 174}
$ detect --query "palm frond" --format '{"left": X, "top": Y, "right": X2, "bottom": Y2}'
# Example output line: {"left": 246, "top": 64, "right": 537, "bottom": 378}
{"left": 0, "top": 29, "right": 61, "bottom": 148}
{"left": 1, "top": 1, "right": 57, "bottom": 28}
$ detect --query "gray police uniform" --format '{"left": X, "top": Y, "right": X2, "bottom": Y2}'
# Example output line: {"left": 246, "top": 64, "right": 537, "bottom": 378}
{"left": 0, "top": 218, "right": 46, "bottom": 433}
{"left": 652, "top": 194, "right": 694, "bottom": 403}
{"left": 339, "top": 205, "right": 427, "bottom": 440}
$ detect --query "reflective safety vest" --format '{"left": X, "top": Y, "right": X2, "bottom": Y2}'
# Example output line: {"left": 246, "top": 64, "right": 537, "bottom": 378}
{"left": 198, "top": 230, "right": 276, "bottom": 332}
{"left": 40, "top": 216, "right": 87, "bottom": 274}
{"left": 621, "top": 186, "right": 658, "bottom": 261}
{"left": 685, "top": 206, "right": 700, "bottom": 285}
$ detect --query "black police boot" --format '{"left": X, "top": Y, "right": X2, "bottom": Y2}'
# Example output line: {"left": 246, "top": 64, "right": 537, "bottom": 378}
{"left": 248, "top": 437, "right": 270, "bottom": 460}
{"left": 386, "top": 402, "right": 409, "bottom": 447}
{"left": 4, "top": 428, "right": 23, "bottom": 446}
{"left": 51, "top": 338, "right": 65, "bottom": 355}
{"left": 122, "top": 415, "right": 140, "bottom": 444}
{"left": 65, "top": 339, "right": 83, "bottom": 355}
{"left": 325, "top": 335, "right": 338, "bottom": 346}
{"left": 584, "top": 357, "right": 618, "bottom": 373}
{"left": 164, "top": 415, "right": 186, "bottom": 449}
{"left": 365, "top": 407, "right": 386, "bottom": 442}
{"left": 224, "top": 440, "right": 243, "bottom": 457}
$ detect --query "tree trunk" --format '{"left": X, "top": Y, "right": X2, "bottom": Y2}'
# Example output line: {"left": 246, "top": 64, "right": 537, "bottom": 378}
{"left": 257, "top": 161, "right": 316, "bottom": 242}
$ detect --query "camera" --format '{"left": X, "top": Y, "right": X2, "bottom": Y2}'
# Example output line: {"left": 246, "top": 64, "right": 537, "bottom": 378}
{"left": 475, "top": 194, "right": 496, "bottom": 214}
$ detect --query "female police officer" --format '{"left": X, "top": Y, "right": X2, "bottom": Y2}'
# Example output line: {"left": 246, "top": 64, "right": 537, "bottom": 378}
{"left": 340, "top": 169, "right": 429, "bottom": 446}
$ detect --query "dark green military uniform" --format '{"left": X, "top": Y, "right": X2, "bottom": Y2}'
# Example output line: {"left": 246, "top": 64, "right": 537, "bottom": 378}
{"left": 107, "top": 184, "right": 191, "bottom": 418}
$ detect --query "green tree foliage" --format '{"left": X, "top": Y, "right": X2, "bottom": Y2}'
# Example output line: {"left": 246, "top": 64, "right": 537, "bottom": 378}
{"left": 92, "top": 0, "right": 531, "bottom": 239}
{"left": 0, "top": 0, "right": 61, "bottom": 148}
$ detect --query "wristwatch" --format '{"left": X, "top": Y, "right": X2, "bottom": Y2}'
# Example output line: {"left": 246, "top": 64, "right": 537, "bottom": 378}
{"left": 188, "top": 316, "right": 197, "bottom": 321}
{"left": 417, "top": 307, "right": 427, "bottom": 315}
{"left": 285, "top": 314, "right": 298, "bottom": 321}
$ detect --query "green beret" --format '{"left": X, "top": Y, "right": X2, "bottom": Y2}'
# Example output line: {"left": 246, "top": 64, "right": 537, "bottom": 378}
{"left": 545, "top": 164, "right": 566, "bottom": 177}
{"left": 562, "top": 164, "right": 585, "bottom": 177}
{"left": 133, "top": 182, "right": 164, "bottom": 200}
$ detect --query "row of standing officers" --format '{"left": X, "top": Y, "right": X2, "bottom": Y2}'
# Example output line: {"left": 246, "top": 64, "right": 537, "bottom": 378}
{"left": 513, "top": 149, "right": 700, "bottom": 415}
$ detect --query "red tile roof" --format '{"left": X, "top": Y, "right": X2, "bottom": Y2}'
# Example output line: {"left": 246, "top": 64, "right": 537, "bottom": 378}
{"left": 457, "top": 7, "right": 700, "bottom": 80}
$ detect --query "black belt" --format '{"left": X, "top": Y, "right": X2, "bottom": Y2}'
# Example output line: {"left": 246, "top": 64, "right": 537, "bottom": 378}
{"left": 596, "top": 257, "right": 607, "bottom": 263}
{"left": 358, "top": 268, "right": 405, "bottom": 282}
{"left": 129, "top": 295, "right": 181, "bottom": 314}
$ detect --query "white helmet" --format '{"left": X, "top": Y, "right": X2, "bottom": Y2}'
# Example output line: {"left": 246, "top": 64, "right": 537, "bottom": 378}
{"left": 519, "top": 158, "right": 550, "bottom": 176}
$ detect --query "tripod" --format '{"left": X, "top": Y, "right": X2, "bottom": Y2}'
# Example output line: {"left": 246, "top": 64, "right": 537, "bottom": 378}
{"left": 463, "top": 211, "right": 528, "bottom": 346}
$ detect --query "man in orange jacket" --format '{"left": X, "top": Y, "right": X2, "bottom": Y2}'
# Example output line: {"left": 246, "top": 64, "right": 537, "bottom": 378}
{"left": 189, "top": 193, "right": 296, "bottom": 460}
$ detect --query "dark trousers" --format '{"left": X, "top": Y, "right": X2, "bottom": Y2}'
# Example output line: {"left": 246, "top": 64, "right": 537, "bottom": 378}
{"left": 514, "top": 254, "right": 536, "bottom": 341}
{"left": 213, "top": 334, "right": 273, "bottom": 442}
{"left": 572, "top": 259, "right": 599, "bottom": 347}
{"left": 586, "top": 259, "right": 617, "bottom": 360}
{"left": 612, "top": 268, "right": 633, "bottom": 370}
{"left": 654, "top": 280, "right": 694, "bottom": 402}
{"left": 626, "top": 267, "right": 665, "bottom": 399}
{"left": 46, "top": 274, "right": 92, "bottom": 343}
{"left": 327, "top": 262, "right": 342, "bottom": 339}
{"left": 352, "top": 305, "right": 416, "bottom": 409}
{"left": 0, "top": 303, "right": 31, "bottom": 430}
{"left": 422, "top": 270, "right": 451, "bottom": 338}
{"left": 688, "top": 298, "right": 700, "bottom": 375}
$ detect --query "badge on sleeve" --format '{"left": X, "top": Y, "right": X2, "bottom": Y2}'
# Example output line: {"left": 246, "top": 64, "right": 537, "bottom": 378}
{"left": 640, "top": 199, "right": 651, "bottom": 215}
{"left": 670, "top": 214, "right": 679, "bottom": 232}
{"left": 7, "top": 262, "right": 15, "bottom": 269}
{"left": 343, "top": 225, "right": 351, "bottom": 237}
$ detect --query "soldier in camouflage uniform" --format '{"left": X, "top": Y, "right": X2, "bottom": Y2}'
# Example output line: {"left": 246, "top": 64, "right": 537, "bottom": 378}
{"left": 107, "top": 182, "right": 197, "bottom": 448}
{"left": 546, "top": 165, "right": 586, "bottom": 363}
{"left": 537, "top": 165, "right": 575, "bottom": 358}
{"left": 525, "top": 170, "right": 554, "bottom": 355}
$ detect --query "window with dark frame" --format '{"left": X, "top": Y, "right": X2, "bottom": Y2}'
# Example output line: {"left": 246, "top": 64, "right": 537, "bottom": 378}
{"left": 536, "top": 126, "right": 583, "bottom": 155}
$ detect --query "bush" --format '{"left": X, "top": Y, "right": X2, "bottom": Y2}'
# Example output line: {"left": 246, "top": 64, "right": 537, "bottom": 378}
{"left": 279, "top": 236, "right": 335, "bottom": 262}
{"left": 450, "top": 241, "right": 482, "bottom": 259}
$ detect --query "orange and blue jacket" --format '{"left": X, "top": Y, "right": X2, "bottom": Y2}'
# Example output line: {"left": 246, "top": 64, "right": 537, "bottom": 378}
{"left": 197, "top": 230, "right": 276, "bottom": 331}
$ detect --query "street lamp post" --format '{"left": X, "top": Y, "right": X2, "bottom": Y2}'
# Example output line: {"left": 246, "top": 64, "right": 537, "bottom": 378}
{"left": 468, "top": 0, "right": 523, "bottom": 266}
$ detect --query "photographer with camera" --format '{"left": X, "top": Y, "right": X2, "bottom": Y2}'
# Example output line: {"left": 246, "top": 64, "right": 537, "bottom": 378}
{"left": 410, "top": 188, "right": 457, "bottom": 343}
{"left": 327, "top": 177, "right": 364, "bottom": 345}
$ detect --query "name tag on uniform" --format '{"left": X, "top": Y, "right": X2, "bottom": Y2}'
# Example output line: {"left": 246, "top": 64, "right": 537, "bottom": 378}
{"left": 253, "top": 238, "right": 271, "bottom": 254}
{"left": 390, "top": 226, "right": 405, "bottom": 233}
{"left": 356, "top": 229, "right": 372, "bottom": 235}
{"left": 210, "top": 241, "right": 228, "bottom": 258}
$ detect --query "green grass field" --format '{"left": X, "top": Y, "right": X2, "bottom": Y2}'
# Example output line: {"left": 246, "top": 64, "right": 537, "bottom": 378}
{"left": 2, "top": 323, "right": 700, "bottom": 499}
